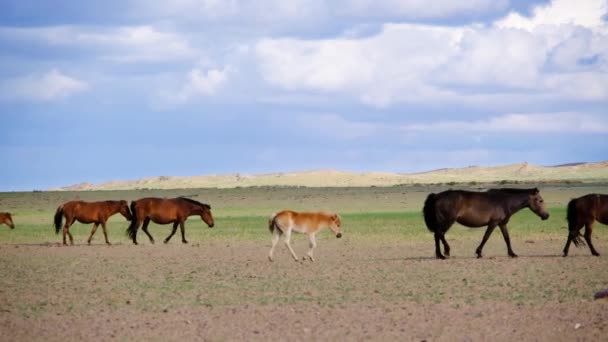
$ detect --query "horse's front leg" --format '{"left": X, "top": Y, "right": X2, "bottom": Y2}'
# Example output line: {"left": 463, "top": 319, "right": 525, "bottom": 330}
{"left": 179, "top": 221, "right": 188, "bottom": 244}
{"left": 101, "top": 221, "right": 111, "bottom": 245}
{"left": 87, "top": 223, "right": 99, "bottom": 245}
{"left": 164, "top": 222, "right": 179, "bottom": 244}
{"left": 499, "top": 224, "right": 517, "bottom": 258}
{"left": 476, "top": 223, "right": 497, "bottom": 258}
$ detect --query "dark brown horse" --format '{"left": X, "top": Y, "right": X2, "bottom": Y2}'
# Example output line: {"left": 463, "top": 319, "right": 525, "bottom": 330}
{"left": 54, "top": 200, "right": 132, "bottom": 246}
{"left": 423, "top": 188, "right": 549, "bottom": 259}
{"left": 0, "top": 212, "right": 15, "bottom": 229}
{"left": 126, "top": 197, "right": 214, "bottom": 245}
{"left": 563, "top": 194, "right": 607, "bottom": 257}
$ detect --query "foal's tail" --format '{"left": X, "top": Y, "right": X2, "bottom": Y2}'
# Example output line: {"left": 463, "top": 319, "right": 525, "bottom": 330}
{"left": 423, "top": 193, "right": 439, "bottom": 233}
{"left": 566, "top": 198, "right": 585, "bottom": 247}
{"left": 126, "top": 201, "right": 139, "bottom": 241}
{"left": 268, "top": 213, "right": 282, "bottom": 235}
{"left": 54, "top": 205, "right": 64, "bottom": 234}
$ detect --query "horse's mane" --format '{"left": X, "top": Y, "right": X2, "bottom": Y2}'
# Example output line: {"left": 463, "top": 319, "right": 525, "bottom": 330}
{"left": 487, "top": 188, "right": 538, "bottom": 194}
{"left": 177, "top": 197, "right": 211, "bottom": 209}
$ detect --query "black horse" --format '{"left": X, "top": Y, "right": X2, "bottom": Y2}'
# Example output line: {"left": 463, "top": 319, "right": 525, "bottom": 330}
{"left": 423, "top": 188, "right": 550, "bottom": 259}
{"left": 563, "top": 194, "right": 607, "bottom": 257}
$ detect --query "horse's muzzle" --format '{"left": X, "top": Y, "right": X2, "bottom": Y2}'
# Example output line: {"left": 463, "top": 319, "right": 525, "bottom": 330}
{"left": 542, "top": 214, "right": 549, "bottom": 220}
{"left": 336, "top": 233, "right": 342, "bottom": 238}
{"left": 208, "top": 223, "right": 215, "bottom": 228}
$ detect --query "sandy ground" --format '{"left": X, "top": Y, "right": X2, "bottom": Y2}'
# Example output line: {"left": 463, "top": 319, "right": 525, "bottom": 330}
{"left": 0, "top": 239, "right": 607, "bottom": 341}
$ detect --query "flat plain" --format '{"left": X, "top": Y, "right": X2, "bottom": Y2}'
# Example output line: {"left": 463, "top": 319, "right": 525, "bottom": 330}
{"left": 0, "top": 184, "right": 607, "bottom": 341}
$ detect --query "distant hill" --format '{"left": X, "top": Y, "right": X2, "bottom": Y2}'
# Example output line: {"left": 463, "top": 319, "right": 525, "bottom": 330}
{"left": 55, "top": 161, "right": 608, "bottom": 191}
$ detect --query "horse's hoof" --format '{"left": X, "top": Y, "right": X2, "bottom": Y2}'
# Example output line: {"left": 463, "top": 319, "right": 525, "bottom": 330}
{"left": 106, "top": 242, "right": 112, "bottom": 246}
{"left": 163, "top": 240, "right": 169, "bottom": 244}
{"left": 476, "top": 254, "right": 483, "bottom": 259}
{"left": 509, "top": 253, "right": 518, "bottom": 258}
{"left": 593, "top": 252, "right": 600, "bottom": 256}
{"left": 436, "top": 255, "right": 446, "bottom": 260}
{"left": 268, "top": 256, "right": 274, "bottom": 262}
{"left": 182, "top": 240, "right": 188, "bottom": 244}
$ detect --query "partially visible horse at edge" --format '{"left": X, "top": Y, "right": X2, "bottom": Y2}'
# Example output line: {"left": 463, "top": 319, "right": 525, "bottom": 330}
{"left": 126, "top": 197, "right": 214, "bottom": 245}
{"left": 423, "top": 188, "right": 550, "bottom": 259}
{"left": 54, "top": 200, "right": 132, "bottom": 246}
{"left": 563, "top": 194, "right": 608, "bottom": 257}
{"left": 0, "top": 212, "right": 15, "bottom": 229}
{"left": 268, "top": 210, "right": 342, "bottom": 262}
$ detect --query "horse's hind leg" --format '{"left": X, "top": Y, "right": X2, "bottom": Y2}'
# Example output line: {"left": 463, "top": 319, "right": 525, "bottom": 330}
{"left": 499, "top": 224, "right": 517, "bottom": 258}
{"left": 87, "top": 223, "right": 99, "bottom": 245}
{"left": 63, "top": 218, "right": 75, "bottom": 246}
{"left": 141, "top": 218, "right": 155, "bottom": 244}
{"left": 584, "top": 222, "right": 600, "bottom": 256}
{"left": 563, "top": 221, "right": 583, "bottom": 257}
{"left": 475, "top": 223, "right": 497, "bottom": 258}
{"left": 434, "top": 233, "right": 445, "bottom": 259}
{"left": 268, "top": 228, "right": 281, "bottom": 262}
{"left": 439, "top": 234, "right": 450, "bottom": 257}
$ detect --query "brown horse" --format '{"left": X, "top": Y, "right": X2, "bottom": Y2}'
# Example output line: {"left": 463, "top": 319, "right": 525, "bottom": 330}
{"left": 126, "top": 197, "right": 214, "bottom": 245}
{"left": 563, "top": 194, "right": 607, "bottom": 257}
{"left": 423, "top": 188, "right": 549, "bottom": 259}
{"left": 0, "top": 212, "right": 15, "bottom": 229}
{"left": 54, "top": 200, "right": 132, "bottom": 246}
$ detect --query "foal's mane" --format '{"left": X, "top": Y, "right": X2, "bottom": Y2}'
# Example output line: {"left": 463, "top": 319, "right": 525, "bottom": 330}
{"left": 177, "top": 197, "right": 211, "bottom": 209}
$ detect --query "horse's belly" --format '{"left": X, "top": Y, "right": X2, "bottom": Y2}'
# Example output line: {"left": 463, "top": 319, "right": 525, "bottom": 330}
{"left": 149, "top": 215, "right": 173, "bottom": 225}
{"left": 456, "top": 217, "right": 487, "bottom": 228}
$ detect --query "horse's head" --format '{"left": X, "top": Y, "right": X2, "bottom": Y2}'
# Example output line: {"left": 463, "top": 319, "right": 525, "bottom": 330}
{"left": 119, "top": 200, "right": 133, "bottom": 221}
{"left": 528, "top": 188, "right": 549, "bottom": 220}
{"left": 200, "top": 204, "right": 214, "bottom": 228}
{"left": 2, "top": 213, "right": 15, "bottom": 229}
{"left": 328, "top": 213, "right": 342, "bottom": 238}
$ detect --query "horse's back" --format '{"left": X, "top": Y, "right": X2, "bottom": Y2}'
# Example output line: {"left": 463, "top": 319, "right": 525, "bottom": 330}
{"left": 273, "top": 210, "right": 334, "bottom": 233}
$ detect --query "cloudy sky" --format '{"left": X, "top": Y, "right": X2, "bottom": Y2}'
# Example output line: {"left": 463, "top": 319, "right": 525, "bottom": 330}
{"left": 0, "top": 0, "right": 607, "bottom": 191}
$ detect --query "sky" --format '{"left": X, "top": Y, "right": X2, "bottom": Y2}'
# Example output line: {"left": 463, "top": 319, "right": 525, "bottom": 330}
{"left": 0, "top": 0, "right": 607, "bottom": 191}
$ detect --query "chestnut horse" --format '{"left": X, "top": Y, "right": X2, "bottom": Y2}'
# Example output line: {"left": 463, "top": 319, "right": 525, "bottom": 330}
{"left": 54, "top": 200, "right": 132, "bottom": 246}
{"left": 423, "top": 188, "right": 549, "bottom": 259}
{"left": 0, "top": 212, "right": 15, "bottom": 229}
{"left": 268, "top": 210, "right": 342, "bottom": 262}
{"left": 126, "top": 197, "right": 214, "bottom": 245}
{"left": 563, "top": 194, "right": 607, "bottom": 257}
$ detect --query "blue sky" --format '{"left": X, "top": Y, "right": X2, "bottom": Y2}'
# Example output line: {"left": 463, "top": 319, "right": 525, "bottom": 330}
{"left": 0, "top": 0, "right": 607, "bottom": 191}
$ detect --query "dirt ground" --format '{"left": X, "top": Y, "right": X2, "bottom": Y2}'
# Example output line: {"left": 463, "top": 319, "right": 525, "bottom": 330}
{"left": 1, "top": 238, "right": 606, "bottom": 341}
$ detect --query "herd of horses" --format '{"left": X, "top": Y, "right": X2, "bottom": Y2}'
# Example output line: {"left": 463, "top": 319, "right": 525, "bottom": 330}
{"left": 1, "top": 188, "right": 606, "bottom": 260}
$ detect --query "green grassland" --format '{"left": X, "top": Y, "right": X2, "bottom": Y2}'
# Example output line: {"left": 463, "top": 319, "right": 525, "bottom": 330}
{"left": 0, "top": 183, "right": 603, "bottom": 244}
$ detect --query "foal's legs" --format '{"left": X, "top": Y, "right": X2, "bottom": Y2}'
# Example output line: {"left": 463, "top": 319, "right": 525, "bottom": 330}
{"left": 101, "top": 221, "right": 111, "bottom": 245}
{"left": 283, "top": 229, "right": 299, "bottom": 261}
{"left": 87, "top": 223, "right": 99, "bottom": 245}
{"left": 475, "top": 223, "right": 497, "bottom": 258}
{"left": 499, "top": 224, "right": 517, "bottom": 257}
{"left": 164, "top": 222, "right": 179, "bottom": 243}
{"left": 584, "top": 222, "right": 600, "bottom": 256}
{"left": 268, "top": 228, "right": 281, "bottom": 262}
{"left": 305, "top": 233, "right": 317, "bottom": 262}
{"left": 141, "top": 218, "right": 155, "bottom": 244}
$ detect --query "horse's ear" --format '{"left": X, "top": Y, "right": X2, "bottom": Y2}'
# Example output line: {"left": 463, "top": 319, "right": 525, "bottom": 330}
{"left": 533, "top": 187, "right": 539, "bottom": 194}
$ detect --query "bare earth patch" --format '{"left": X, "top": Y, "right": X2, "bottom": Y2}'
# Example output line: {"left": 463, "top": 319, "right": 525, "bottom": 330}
{"left": 0, "top": 239, "right": 606, "bottom": 341}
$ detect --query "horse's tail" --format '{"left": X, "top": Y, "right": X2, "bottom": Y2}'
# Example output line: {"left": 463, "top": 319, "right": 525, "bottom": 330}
{"left": 423, "top": 193, "right": 439, "bottom": 233}
{"left": 126, "top": 201, "right": 139, "bottom": 241}
{"left": 268, "top": 213, "right": 282, "bottom": 235}
{"left": 566, "top": 198, "right": 585, "bottom": 247}
{"left": 54, "top": 205, "right": 64, "bottom": 234}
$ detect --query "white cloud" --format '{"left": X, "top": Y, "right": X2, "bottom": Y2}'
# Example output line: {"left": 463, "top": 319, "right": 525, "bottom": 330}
{"left": 496, "top": 0, "right": 608, "bottom": 32}
{"left": 254, "top": 0, "right": 608, "bottom": 107}
{"left": 162, "top": 66, "right": 234, "bottom": 105}
{"left": 0, "top": 25, "right": 197, "bottom": 63}
{"left": 400, "top": 112, "right": 608, "bottom": 133}
{"left": 0, "top": 69, "right": 88, "bottom": 102}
